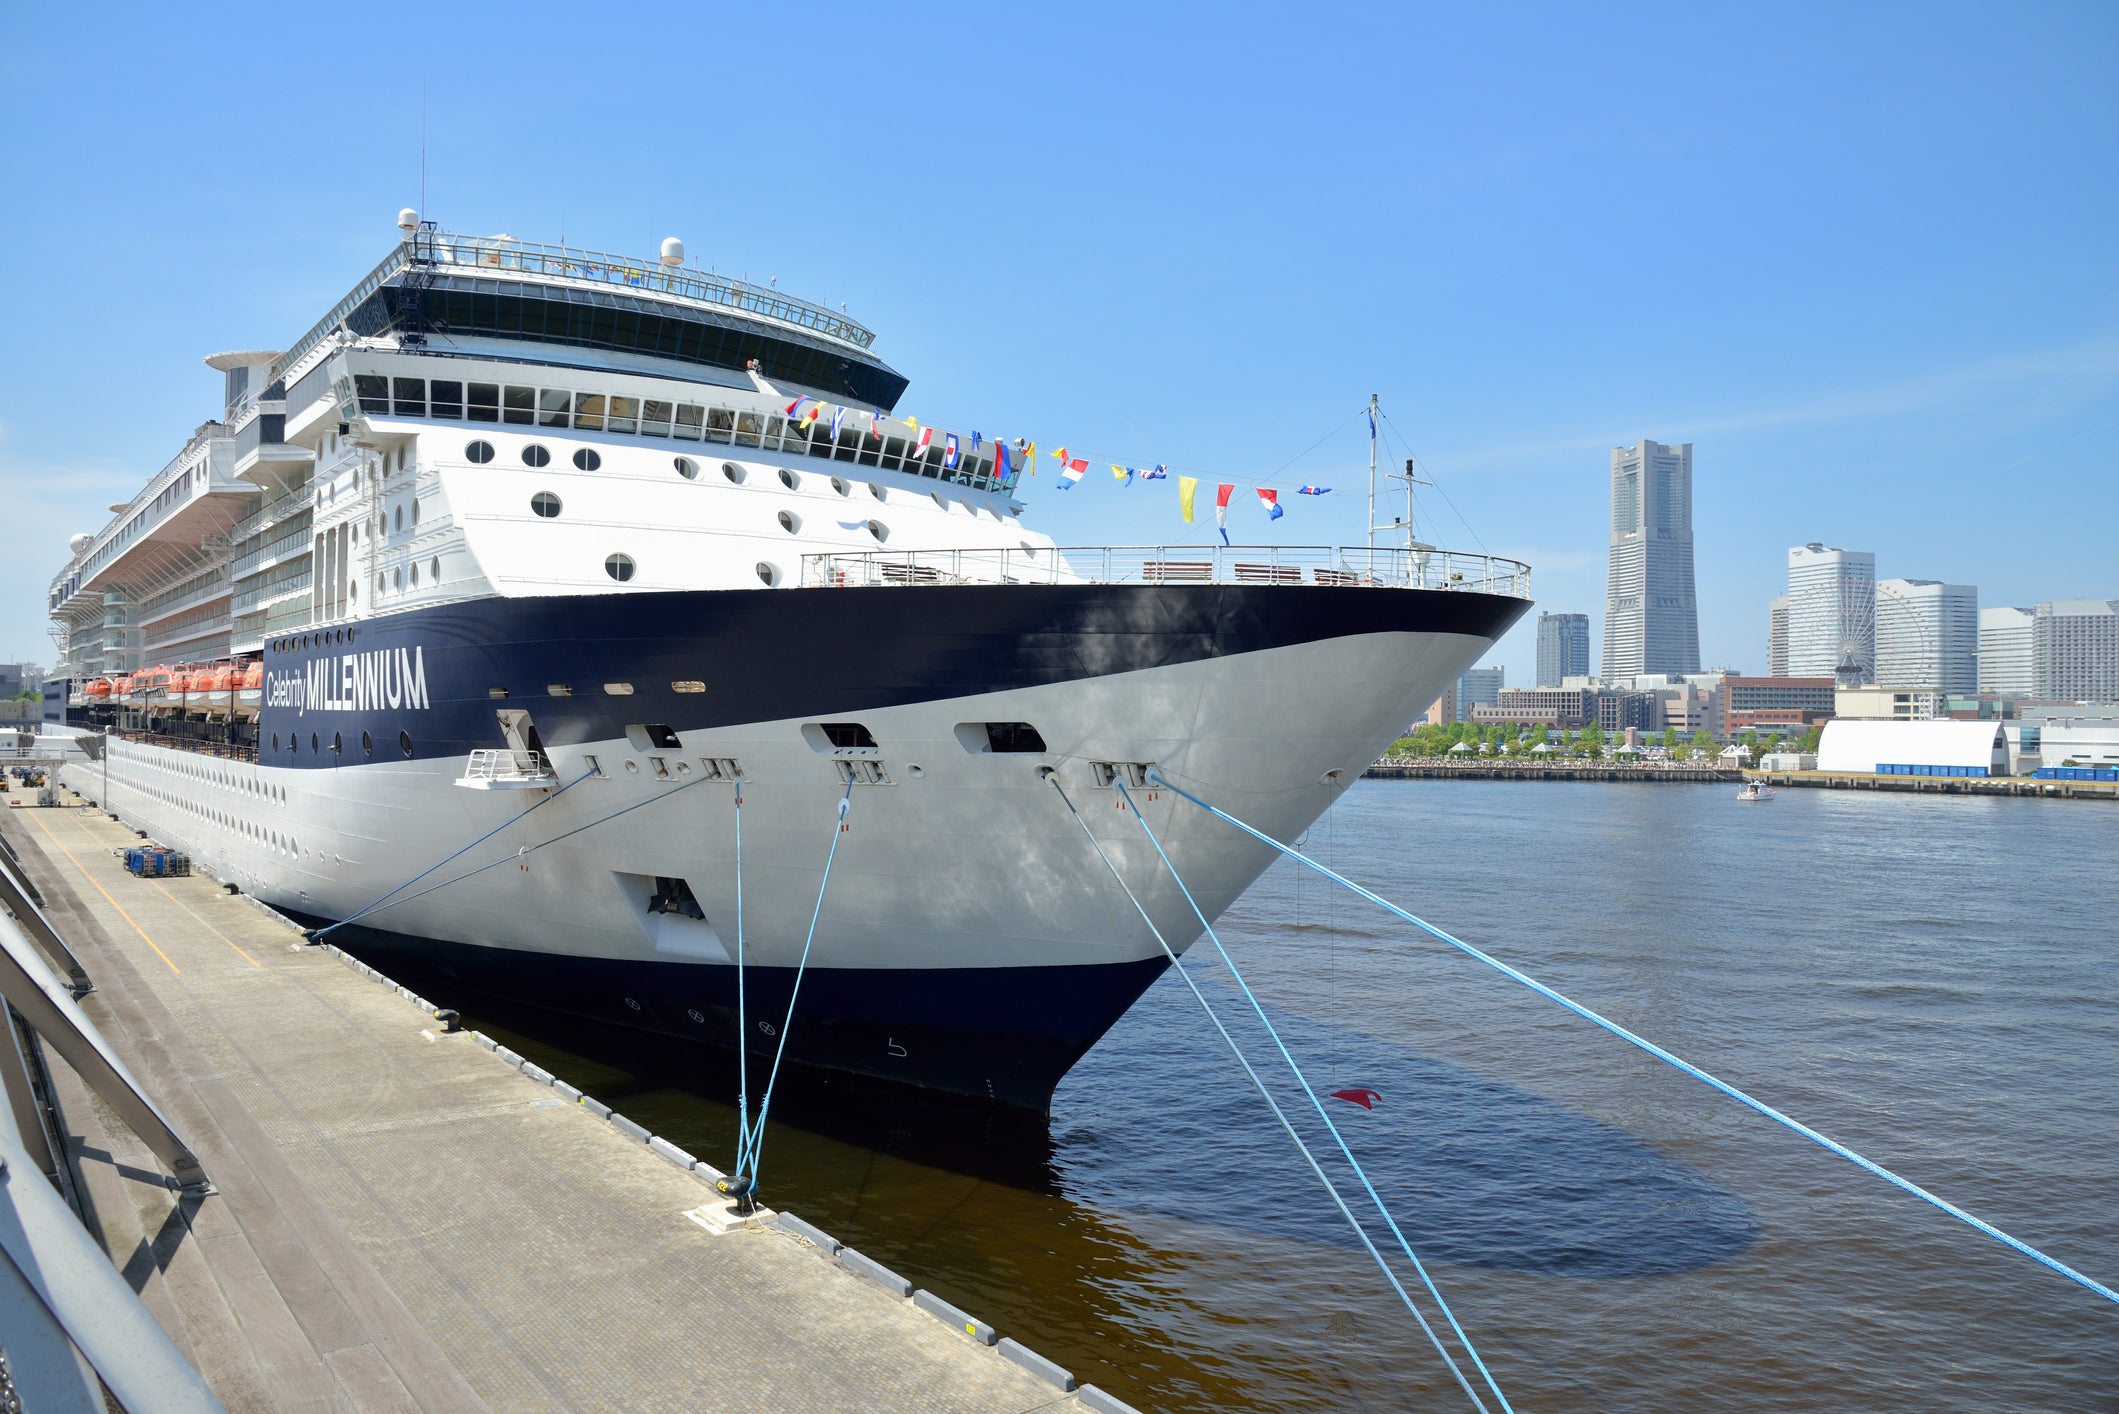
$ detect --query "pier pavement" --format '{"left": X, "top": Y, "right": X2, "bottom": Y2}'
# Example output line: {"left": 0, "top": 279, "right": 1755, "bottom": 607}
{"left": 3, "top": 794, "right": 1085, "bottom": 1413}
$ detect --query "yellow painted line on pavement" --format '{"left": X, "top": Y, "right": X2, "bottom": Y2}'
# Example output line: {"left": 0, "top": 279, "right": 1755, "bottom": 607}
{"left": 22, "top": 808, "right": 183, "bottom": 974}
{"left": 152, "top": 879, "right": 263, "bottom": 967}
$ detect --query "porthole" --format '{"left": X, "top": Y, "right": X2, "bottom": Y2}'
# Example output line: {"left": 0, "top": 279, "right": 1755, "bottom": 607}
{"left": 431, "top": 556, "right": 441, "bottom": 582}
{"left": 522, "top": 444, "right": 551, "bottom": 467}
{"left": 411, "top": 497, "right": 419, "bottom": 522}
{"left": 830, "top": 476, "right": 851, "bottom": 497}
{"left": 868, "top": 483, "right": 886, "bottom": 501}
{"left": 361, "top": 731, "right": 373, "bottom": 757}
{"left": 778, "top": 468, "right": 799, "bottom": 490}
{"left": 605, "top": 553, "right": 636, "bottom": 582}
{"left": 410, "top": 562, "right": 419, "bottom": 587}
{"left": 332, "top": 731, "right": 343, "bottom": 755}
{"left": 395, "top": 506, "right": 404, "bottom": 532}
{"left": 271, "top": 733, "right": 279, "bottom": 752}
{"left": 756, "top": 562, "right": 779, "bottom": 586}
{"left": 721, "top": 462, "right": 746, "bottom": 484}
{"left": 310, "top": 732, "right": 319, "bottom": 753}
{"left": 866, "top": 519, "right": 889, "bottom": 543}
{"left": 674, "top": 456, "right": 698, "bottom": 479}
{"left": 394, "top": 567, "right": 404, "bottom": 589}
{"left": 603, "top": 682, "right": 634, "bottom": 695}
{"left": 531, "top": 491, "right": 562, "bottom": 518}
{"left": 399, "top": 730, "right": 414, "bottom": 759}
{"left": 465, "top": 439, "right": 495, "bottom": 464}
{"left": 777, "top": 510, "right": 800, "bottom": 534}
{"left": 573, "top": 448, "right": 601, "bottom": 471}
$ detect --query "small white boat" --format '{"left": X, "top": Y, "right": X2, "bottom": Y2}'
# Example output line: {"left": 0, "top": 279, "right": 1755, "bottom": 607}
{"left": 1737, "top": 781, "right": 1777, "bottom": 802}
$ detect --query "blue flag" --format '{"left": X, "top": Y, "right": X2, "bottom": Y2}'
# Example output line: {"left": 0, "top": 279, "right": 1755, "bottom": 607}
{"left": 944, "top": 433, "right": 960, "bottom": 470}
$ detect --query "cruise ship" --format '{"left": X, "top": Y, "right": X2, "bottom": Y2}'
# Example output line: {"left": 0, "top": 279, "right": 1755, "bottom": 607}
{"left": 47, "top": 214, "right": 1531, "bottom": 1111}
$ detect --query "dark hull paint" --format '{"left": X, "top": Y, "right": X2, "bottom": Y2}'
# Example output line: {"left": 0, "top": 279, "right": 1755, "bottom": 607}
{"left": 319, "top": 921, "right": 1170, "bottom": 1113}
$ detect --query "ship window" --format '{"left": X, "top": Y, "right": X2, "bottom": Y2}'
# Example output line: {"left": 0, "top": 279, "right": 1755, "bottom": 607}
{"left": 673, "top": 403, "right": 705, "bottom": 440}
{"left": 411, "top": 497, "right": 419, "bottom": 522}
{"left": 625, "top": 723, "right": 682, "bottom": 750}
{"left": 778, "top": 469, "right": 799, "bottom": 490}
{"left": 410, "top": 562, "right": 419, "bottom": 587}
{"left": 361, "top": 730, "right": 373, "bottom": 756}
{"left": 503, "top": 385, "right": 535, "bottom": 424}
{"left": 548, "top": 684, "right": 574, "bottom": 696}
{"left": 641, "top": 400, "right": 673, "bottom": 437}
{"left": 777, "top": 511, "right": 800, "bottom": 534}
{"left": 671, "top": 680, "right": 705, "bottom": 694}
{"left": 333, "top": 731, "right": 343, "bottom": 755}
{"left": 567, "top": 448, "right": 599, "bottom": 472}
{"left": 821, "top": 723, "right": 877, "bottom": 750}
{"left": 756, "top": 562, "right": 779, "bottom": 586}
{"left": 394, "top": 566, "right": 404, "bottom": 588}
{"left": 722, "top": 462, "right": 746, "bottom": 484}
{"left": 706, "top": 408, "right": 736, "bottom": 443}
{"left": 673, "top": 456, "right": 698, "bottom": 480}
{"left": 354, "top": 374, "right": 389, "bottom": 414}
{"left": 431, "top": 556, "right": 441, "bottom": 582}
{"left": 392, "top": 378, "right": 425, "bottom": 416}
{"left": 522, "top": 444, "right": 551, "bottom": 467}
{"left": 531, "top": 492, "right": 562, "bottom": 518}
{"left": 538, "top": 389, "right": 571, "bottom": 427}
{"left": 736, "top": 411, "right": 763, "bottom": 447}
{"left": 430, "top": 380, "right": 463, "bottom": 418}
{"left": 272, "top": 733, "right": 279, "bottom": 752}
{"left": 400, "top": 730, "right": 414, "bottom": 759}
{"left": 310, "top": 732, "right": 319, "bottom": 753}
{"left": 984, "top": 722, "right": 1047, "bottom": 754}
{"left": 395, "top": 507, "right": 404, "bottom": 532}
{"left": 868, "top": 483, "right": 886, "bottom": 501}
{"left": 603, "top": 682, "right": 634, "bottom": 695}
{"left": 831, "top": 476, "right": 851, "bottom": 497}
{"left": 607, "top": 396, "right": 638, "bottom": 434}
{"left": 468, "top": 383, "right": 500, "bottom": 422}
{"left": 465, "top": 439, "right": 495, "bottom": 464}
{"left": 605, "top": 553, "right": 636, "bottom": 582}
{"left": 572, "top": 392, "right": 606, "bottom": 431}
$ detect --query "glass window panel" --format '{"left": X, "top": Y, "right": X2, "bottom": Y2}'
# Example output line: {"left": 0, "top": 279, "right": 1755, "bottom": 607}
{"left": 429, "top": 380, "right": 464, "bottom": 419}
{"left": 735, "top": 411, "right": 763, "bottom": 448}
{"left": 881, "top": 436, "right": 905, "bottom": 471}
{"left": 504, "top": 385, "right": 536, "bottom": 424}
{"left": 640, "top": 400, "right": 673, "bottom": 437}
{"left": 607, "top": 395, "right": 638, "bottom": 434}
{"left": 763, "top": 414, "right": 787, "bottom": 450}
{"left": 354, "top": 374, "right": 389, "bottom": 414}
{"left": 572, "top": 392, "right": 606, "bottom": 431}
{"left": 468, "top": 383, "right": 501, "bottom": 423}
{"left": 705, "top": 407, "right": 735, "bottom": 444}
{"left": 539, "top": 389, "right": 571, "bottom": 427}
{"left": 392, "top": 377, "right": 425, "bottom": 416}
{"left": 833, "top": 432, "right": 858, "bottom": 463}
{"left": 674, "top": 404, "right": 705, "bottom": 440}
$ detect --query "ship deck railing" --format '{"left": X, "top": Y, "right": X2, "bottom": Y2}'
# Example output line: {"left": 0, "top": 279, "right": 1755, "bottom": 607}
{"left": 801, "top": 545, "right": 1532, "bottom": 597}
{"left": 457, "top": 748, "right": 558, "bottom": 791}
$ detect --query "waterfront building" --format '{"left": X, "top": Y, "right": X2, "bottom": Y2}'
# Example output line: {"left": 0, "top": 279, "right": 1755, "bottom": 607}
{"left": 1979, "top": 606, "right": 2036, "bottom": 697}
{"left": 1786, "top": 544, "right": 1875, "bottom": 683}
{"left": 1874, "top": 579, "right": 1977, "bottom": 694}
{"left": 1768, "top": 597, "right": 1789, "bottom": 678}
{"left": 1535, "top": 612, "right": 1590, "bottom": 687}
{"left": 1479, "top": 688, "right": 1597, "bottom": 730}
{"left": 1834, "top": 687, "right": 1941, "bottom": 720}
{"left": 1422, "top": 684, "right": 1456, "bottom": 727}
{"left": 2023, "top": 705, "right": 2119, "bottom": 767}
{"left": 1603, "top": 440, "right": 1699, "bottom": 678}
{"left": 1816, "top": 719, "right": 2010, "bottom": 776}
{"left": 1719, "top": 676, "right": 1836, "bottom": 738}
{"left": 1456, "top": 666, "right": 1504, "bottom": 722}
{"left": 2032, "top": 599, "right": 2119, "bottom": 702}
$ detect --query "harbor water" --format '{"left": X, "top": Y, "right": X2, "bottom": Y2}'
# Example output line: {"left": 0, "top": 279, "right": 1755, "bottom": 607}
{"left": 437, "top": 781, "right": 2119, "bottom": 1411}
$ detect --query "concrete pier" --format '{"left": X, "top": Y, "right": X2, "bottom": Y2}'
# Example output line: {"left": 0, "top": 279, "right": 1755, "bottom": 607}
{"left": 3, "top": 795, "right": 1095, "bottom": 1412}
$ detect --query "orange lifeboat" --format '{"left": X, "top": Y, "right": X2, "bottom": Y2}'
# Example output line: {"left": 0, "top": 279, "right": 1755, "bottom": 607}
{"left": 235, "top": 662, "right": 264, "bottom": 719}
{"left": 112, "top": 673, "right": 138, "bottom": 707}
{"left": 141, "top": 665, "right": 177, "bottom": 712}
{"left": 86, "top": 678, "right": 113, "bottom": 701}
{"left": 201, "top": 664, "right": 236, "bottom": 717}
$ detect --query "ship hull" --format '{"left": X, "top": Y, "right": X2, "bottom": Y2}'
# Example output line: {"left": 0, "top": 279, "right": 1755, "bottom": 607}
{"left": 68, "top": 582, "right": 1526, "bottom": 1110}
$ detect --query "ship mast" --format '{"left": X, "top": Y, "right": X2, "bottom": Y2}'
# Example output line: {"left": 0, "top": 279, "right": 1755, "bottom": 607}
{"left": 1365, "top": 393, "right": 1379, "bottom": 553}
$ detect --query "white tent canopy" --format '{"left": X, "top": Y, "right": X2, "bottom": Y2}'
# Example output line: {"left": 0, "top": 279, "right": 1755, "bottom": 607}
{"left": 1817, "top": 719, "right": 2008, "bottom": 775}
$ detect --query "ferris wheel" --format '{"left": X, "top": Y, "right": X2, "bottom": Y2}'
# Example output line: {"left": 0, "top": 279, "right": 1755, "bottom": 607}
{"left": 1789, "top": 579, "right": 1878, "bottom": 687}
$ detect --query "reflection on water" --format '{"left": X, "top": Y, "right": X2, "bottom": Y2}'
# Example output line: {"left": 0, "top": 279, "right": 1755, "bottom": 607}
{"left": 352, "top": 781, "right": 2119, "bottom": 1412}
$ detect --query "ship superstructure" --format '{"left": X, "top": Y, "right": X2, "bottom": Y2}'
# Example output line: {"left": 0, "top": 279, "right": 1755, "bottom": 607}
{"left": 49, "top": 215, "right": 1532, "bottom": 1110}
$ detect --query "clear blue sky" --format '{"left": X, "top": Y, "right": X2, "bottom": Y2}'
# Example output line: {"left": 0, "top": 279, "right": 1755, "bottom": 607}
{"left": 3, "top": 4, "right": 2113, "bottom": 684}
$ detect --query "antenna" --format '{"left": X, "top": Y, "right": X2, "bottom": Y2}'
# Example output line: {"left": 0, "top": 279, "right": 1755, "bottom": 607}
{"left": 420, "top": 83, "right": 427, "bottom": 223}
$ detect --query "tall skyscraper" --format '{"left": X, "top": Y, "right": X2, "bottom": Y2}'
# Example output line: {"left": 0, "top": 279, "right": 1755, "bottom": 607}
{"left": 1978, "top": 605, "right": 2036, "bottom": 697}
{"left": 1786, "top": 543, "right": 1876, "bottom": 683}
{"left": 1535, "top": 612, "right": 1590, "bottom": 687}
{"left": 1603, "top": 440, "right": 1699, "bottom": 678}
{"left": 1767, "top": 597, "right": 1790, "bottom": 678}
{"left": 1874, "top": 579, "right": 1977, "bottom": 694}
{"left": 1455, "top": 666, "right": 1504, "bottom": 722}
{"left": 2033, "top": 599, "right": 2119, "bottom": 702}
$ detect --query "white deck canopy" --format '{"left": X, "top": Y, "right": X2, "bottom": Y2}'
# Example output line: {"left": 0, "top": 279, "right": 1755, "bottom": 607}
{"left": 1817, "top": 719, "right": 2009, "bottom": 774}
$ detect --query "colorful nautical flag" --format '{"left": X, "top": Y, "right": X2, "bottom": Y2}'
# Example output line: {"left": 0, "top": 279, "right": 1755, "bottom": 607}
{"left": 1054, "top": 445, "right": 1069, "bottom": 470}
{"left": 1297, "top": 485, "right": 1332, "bottom": 495}
{"left": 971, "top": 431, "right": 983, "bottom": 452}
{"left": 830, "top": 405, "right": 846, "bottom": 438}
{"left": 1112, "top": 464, "right": 1131, "bottom": 485}
{"left": 1257, "top": 488, "right": 1284, "bottom": 520}
{"left": 1215, "top": 483, "right": 1234, "bottom": 545}
{"left": 1366, "top": 407, "right": 1377, "bottom": 437}
{"left": 786, "top": 396, "right": 809, "bottom": 418}
{"left": 995, "top": 443, "right": 1010, "bottom": 479}
{"left": 800, "top": 401, "right": 823, "bottom": 428}
{"left": 914, "top": 426, "right": 934, "bottom": 457}
{"left": 1139, "top": 464, "right": 1168, "bottom": 480}
{"left": 871, "top": 409, "right": 886, "bottom": 441}
{"left": 944, "top": 433, "right": 961, "bottom": 470}
{"left": 1023, "top": 440, "right": 1036, "bottom": 475}
{"left": 1059, "top": 462, "right": 1087, "bottom": 489}
{"left": 1178, "top": 476, "right": 1198, "bottom": 523}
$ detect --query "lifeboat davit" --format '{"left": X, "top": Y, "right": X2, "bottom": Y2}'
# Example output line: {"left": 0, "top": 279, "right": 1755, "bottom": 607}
{"left": 235, "top": 662, "right": 263, "bottom": 719}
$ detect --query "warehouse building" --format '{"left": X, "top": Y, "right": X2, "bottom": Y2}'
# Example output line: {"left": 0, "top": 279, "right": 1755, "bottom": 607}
{"left": 1816, "top": 720, "right": 2011, "bottom": 777}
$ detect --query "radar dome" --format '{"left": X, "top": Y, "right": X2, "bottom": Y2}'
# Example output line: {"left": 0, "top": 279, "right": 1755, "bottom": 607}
{"left": 660, "top": 237, "right": 685, "bottom": 267}
{"left": 397, "top": 207, "right": 420, "bottom": 232}
{"left": 69, "top": 532, "right": 93, "bottom": 555}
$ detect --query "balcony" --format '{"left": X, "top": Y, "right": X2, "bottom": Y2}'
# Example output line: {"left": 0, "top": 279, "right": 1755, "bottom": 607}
{"left": 799, "top": 545, "right": 1533, "bottom": 597}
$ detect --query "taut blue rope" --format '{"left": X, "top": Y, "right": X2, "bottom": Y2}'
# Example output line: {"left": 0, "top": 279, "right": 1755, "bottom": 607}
{"left": 1147, "top": 768, "right": 2119, "bottom": 1311}
{"left": 732, "top": 777, "right": 752, "bottom": 1174}
{"left": 741, "top": 779, "right": 856, "bottom": 1187}
{"left": 315, "top": 766, "right": 596, "bottom": 938}
{"left": 1114, "top": 778, "right": 1511, "bottom": 1412}
{"left": 1049, "top": 776, "right": 1491, "bottom": 1412}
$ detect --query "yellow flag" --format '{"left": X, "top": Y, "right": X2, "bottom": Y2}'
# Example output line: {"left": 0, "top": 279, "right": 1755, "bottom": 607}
{"left": 1112, "top": 464, "right": 1128, "bottom": 482}
{"left": 1179, "top": 476, "right": 1198, "bottom": 522}
{"left": 1024, "top": 440, "right": 1036, "bottom": 475}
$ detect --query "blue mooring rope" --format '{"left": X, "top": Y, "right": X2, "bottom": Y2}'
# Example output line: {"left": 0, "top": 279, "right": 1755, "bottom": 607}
{"left": 315, "top": 766, "right": 597, "bottom": 939}
{"left": 740, "top": 779, "right": 856, "bottom": 1187}
{"left": 1114, "top": 778, "right": 1512, "bottom": 1412}
{"left": 1145, "top": 767, "right": 2119, "bottom": 1311}
{"left": 732, "top": 778, "right": 753, "bottom": 1174}
{"left": 1048, "top": 776, "right": 1494, "bottom": 1412}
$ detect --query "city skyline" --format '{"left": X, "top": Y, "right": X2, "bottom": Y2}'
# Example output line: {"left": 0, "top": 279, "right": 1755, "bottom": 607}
{"left": 1603, "top": 439, "right": 1701, "bottom": 678}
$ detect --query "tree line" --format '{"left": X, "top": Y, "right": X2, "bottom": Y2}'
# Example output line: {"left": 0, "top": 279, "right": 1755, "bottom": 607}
{"left": 1383, "top": 720, "right": 1825, "bottom": 762}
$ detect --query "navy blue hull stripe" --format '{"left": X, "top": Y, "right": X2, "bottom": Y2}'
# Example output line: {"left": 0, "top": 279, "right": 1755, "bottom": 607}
{"left": 255, "top": 583, "right": 1529, "bottom": 768}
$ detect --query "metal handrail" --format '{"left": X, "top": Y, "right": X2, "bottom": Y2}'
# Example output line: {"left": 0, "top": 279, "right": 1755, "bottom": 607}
{"left": 799, "top": 545, "right": 1533, "bottom": 597}
{"left": 462, "top": 748, "right": 554, "bottom": 782}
